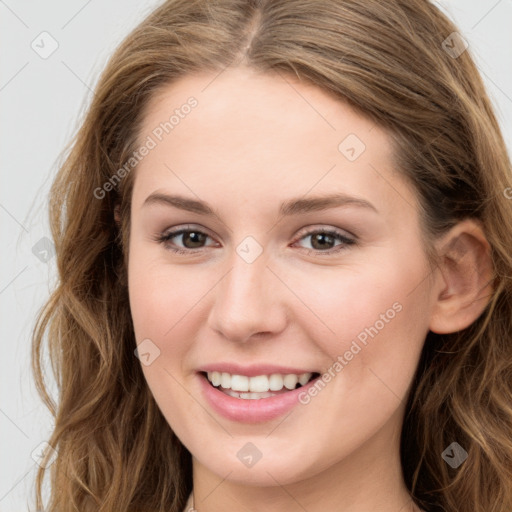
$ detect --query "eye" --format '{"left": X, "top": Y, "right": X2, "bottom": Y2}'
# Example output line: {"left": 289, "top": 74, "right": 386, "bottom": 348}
{"left": 154, "top": 225, "right": 356, "bottom": 256}
{"left": 155, "top": 225, "right": 217, "bottom": 255}
{"left": 292, "top": 227, "right": 356, "bottom": 256}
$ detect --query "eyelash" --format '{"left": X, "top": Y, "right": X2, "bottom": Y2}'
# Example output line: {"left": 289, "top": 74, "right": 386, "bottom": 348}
{"left": 154, "top": 225, "right": 356, "bottom": 256}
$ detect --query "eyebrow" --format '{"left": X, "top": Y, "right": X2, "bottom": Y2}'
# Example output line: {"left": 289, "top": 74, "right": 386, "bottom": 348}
{"left": 143, "top": 192, "right": 378, "bottom": 216}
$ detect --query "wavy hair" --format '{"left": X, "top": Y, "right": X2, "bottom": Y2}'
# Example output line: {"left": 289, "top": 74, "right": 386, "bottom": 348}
{"left": 32, "top": 0, "right": 512, "bottom": 510}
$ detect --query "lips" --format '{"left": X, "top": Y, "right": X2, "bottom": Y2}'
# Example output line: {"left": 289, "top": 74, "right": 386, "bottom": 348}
{"left": 198, "top": 370, "right": 323, "bottom": 423}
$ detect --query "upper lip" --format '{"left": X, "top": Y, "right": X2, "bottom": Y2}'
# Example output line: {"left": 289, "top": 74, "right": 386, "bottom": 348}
{"left": 198, "top": 363, "right": 319, "bottom": 377}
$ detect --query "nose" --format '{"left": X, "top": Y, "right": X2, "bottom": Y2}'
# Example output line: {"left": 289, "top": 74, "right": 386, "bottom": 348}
{"left": 206, "top": 248, "right": 288, "bottom": 343}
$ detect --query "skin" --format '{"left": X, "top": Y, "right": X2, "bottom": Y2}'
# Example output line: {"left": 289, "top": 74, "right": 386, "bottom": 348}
{"left": 127, "top": 66, "right": 492, "bottom": 512}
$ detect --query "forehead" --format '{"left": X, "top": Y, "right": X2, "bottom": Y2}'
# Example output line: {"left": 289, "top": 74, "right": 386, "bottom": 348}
{"left": 132, "top": 67, "right": 416, "bottom": 222}
{"left": 139, "top": 66, "right": 384, "bottom": 152}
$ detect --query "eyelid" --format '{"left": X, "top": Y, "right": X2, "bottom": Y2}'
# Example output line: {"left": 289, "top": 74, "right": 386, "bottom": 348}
{"left": 158, "top": 224, "right": 214, "bottom": 239}
{"left": 293, "top": 223, "right": 356, "bottom": 241}
{"left": 290, "top": 225, "right": 356, "bottom": 255}
{"left": 156, "top": 224, "right": 219, "bottom": 251}
{"left": 156, "top": 223, "right": 357, "bottom": 255}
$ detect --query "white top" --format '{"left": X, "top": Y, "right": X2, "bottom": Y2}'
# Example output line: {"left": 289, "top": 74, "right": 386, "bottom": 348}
{"left": 182, "top": 492, "right": 195, "bottom": 512}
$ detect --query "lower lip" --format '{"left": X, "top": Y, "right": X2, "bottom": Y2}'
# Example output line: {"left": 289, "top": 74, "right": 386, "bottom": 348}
{"left": 198, "top": 372, "right": 320, "bottom": 423}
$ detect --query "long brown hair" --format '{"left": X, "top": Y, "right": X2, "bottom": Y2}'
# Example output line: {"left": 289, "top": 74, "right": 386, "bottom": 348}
{"left": 32, "top": 1, "right": 512, "bottom": 510}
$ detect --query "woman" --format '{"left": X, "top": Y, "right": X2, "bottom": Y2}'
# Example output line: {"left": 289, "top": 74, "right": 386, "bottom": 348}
{"left": 32, "top": 1, "right": 512, "bottom": 511}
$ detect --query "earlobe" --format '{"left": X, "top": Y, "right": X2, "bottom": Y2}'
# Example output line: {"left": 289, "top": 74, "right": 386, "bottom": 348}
{"left": 429, "top": 219, "right": 494, "bottom": 334}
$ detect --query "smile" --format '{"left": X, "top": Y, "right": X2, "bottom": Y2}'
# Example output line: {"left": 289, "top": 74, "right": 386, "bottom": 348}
{"left": 198, "top": 369, "right": 323, "bottom": 423}
{"left": 204, "top": 371, "right": 320, "bottom": 399}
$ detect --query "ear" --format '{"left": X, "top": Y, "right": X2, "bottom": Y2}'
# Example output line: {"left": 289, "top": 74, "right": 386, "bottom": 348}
{"left": 429, "top": 219, "right": 494, "bottom": 334}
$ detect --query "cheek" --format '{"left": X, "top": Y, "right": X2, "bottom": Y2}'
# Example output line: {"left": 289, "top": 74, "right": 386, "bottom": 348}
{"left": 295, "top": 244, "right": 431, "bottom": 389}
{"left": 129, "top": 226, "right": 431, "bottom": 387}
{"left": 129, "top": 236, "right": 431, "bottom": 356}
{"left": 127, "top": 232, "right": 202, "bottom": 343}
{"left": 127, "top": 246, "right": 202, "bottom": 431}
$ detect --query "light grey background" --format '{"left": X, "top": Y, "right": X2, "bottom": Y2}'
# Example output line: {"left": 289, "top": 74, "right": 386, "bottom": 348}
{"left": 1, "top": 1, "right": 511, "bottom": 510}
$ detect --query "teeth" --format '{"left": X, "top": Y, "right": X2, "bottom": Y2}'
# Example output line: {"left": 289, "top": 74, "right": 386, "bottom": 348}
{"left": 210, "top": 371, "right": 221, "bottom": 387}
{"left": 269, "top": 374, "right": 283, "bottom": 391}
{"left": 231, "top": 374, "right": 249, "bottom": 392}
{"left": 221, "top": 372, "right": 230, "bottom": 389}
{"left": 298, "top": 373, "right": 311, "bottom": 386}
{"left": 206, "top": 371, "right": 313, "bottom": 392}
{"left": 283, "top": 374, "right": 298, "bottom": 390}
{"left": 223, "top": 389, "right": 276, "bottom": 399}
{"left": 249, "top": 375, "right": 269, "bottom": 392}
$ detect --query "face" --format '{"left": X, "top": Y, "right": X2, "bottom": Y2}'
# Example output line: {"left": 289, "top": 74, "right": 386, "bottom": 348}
{"left": 128, "top": 66, "right": 436, "bottom": 488}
